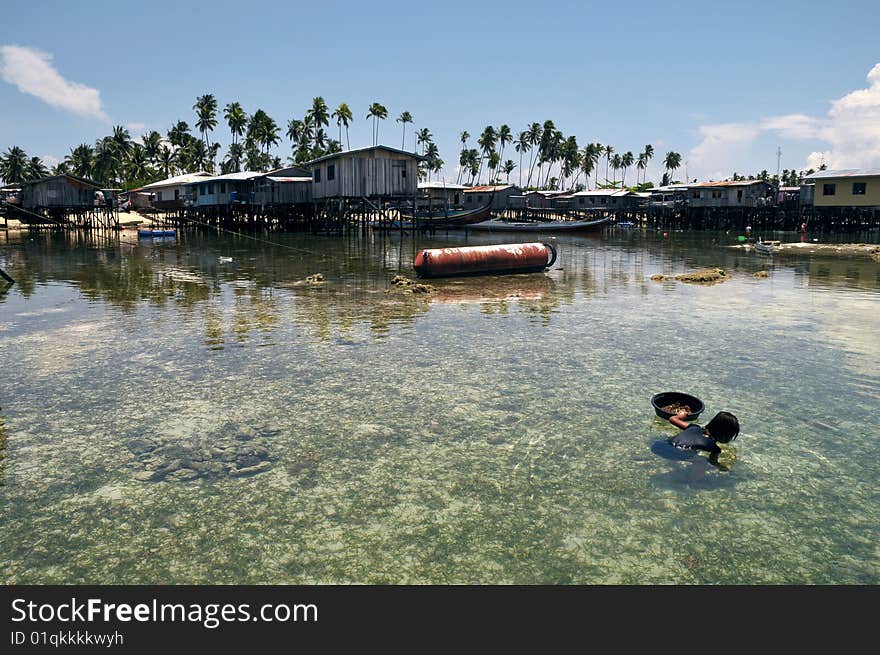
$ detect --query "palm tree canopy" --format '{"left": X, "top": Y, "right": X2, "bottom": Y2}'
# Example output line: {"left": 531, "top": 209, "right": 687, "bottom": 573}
{"left": 367, "top": 102, "right": 388, "bottom": 120}
{"left": 332, "top": 103, "right": 353, "bottom": 127}
{"left": 397, "top": 111, "right": 413, "bottom": 124}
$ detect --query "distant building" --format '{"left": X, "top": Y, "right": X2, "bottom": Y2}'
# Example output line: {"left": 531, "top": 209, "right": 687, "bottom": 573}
{"left": 21, "top": 174, "right": 101, "bottom": 210}
{"left": 253, "top": 169, "right": 313, "bottom": 206}
{"left": 804, "top": 169, "right": 880, "bottom": 208}
{"left": 187, "top": 172, "right": 263, "bottom": 207}
{"left": 686, "top": 180, "right": 774, "bottom": 208}
{"left": 132, "top": 172, "right": 211, "bottom": 208}
{"left": 566, "top": 189, "right": 640, "bottom": 210}
{"left": 647, "top": 185, "right": 689, "bottom": 209}
{"left": 463, "top": 184, "right": 521, "bottom": 209}
{"left": 418, "top": 181, "right": 467, "bottom": 208}
{"left": 307, "top": 146, "right": 421, "bottom": 200}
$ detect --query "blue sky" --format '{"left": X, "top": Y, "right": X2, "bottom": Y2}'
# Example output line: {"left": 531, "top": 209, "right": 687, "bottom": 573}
{"left": 2, "top": 0, "right": 879, "bottom": 183}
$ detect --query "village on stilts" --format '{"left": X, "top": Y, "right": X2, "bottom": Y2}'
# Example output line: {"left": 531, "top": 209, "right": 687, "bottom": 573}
{"left": 3, "top": 96, "right": 879, "bottom": 239}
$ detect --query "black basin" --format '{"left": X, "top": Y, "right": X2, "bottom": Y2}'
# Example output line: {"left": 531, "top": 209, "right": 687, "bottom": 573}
{"left": 651, "top": 392, "right": 705, "bottom": 421}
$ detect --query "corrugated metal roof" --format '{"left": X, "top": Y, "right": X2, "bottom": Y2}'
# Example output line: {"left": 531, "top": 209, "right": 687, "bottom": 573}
{"left": 804, "top": 168, "right": 880, "bottom": 180}
{"left": 571, "top": 189, "right": 632, "bottom": 197}
{"left": 692, "top": 180, "right": 768, "bottom": 188}
{"left": 306, "top": 145, "right": 424, "bottom": 166}
{"left": 22, "top": 174, "right": 100, "bottom": 188}
{"left": 186, "top": 171, "right": 264, "bottom": 184}
{"left": 266, "top": 176, "right": 311, "bottom": 183}
{"left": 135, "top": 172, "right": 211, "bottom": 191}
{"left": 419, "top": 181, "right": 467, "bottom": 190}
{"left": 463, "top": 184, "right": 515, "bottom": 193}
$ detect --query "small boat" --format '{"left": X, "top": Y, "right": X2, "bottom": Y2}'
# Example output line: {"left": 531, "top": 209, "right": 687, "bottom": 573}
{"left": 394, "top": 202, "right": 493, "bottom": 228}
{"left": 465, "top": 217, "right": 611, "bottom": 233}
{"left": 754, "top": 240, "right": 781, "bottom": 254}
{"left": 138, "top": 229, "right": 176, "bottom": 238}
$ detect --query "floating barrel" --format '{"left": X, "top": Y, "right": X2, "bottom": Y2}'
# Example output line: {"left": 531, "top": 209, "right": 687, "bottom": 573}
{"left": 413, "top": 242, "right": 557, "bottom": 278}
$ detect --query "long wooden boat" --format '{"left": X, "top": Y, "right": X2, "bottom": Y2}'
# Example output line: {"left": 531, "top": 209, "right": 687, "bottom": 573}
{"left": 465, "top": 216, "right": 611, "bottom": 233}
{"left": 394, "top": 202, "right": 492, "bottom": 228}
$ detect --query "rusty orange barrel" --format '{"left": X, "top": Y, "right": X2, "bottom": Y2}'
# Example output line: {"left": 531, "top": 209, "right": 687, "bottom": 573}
{"left": 413, "top": 242, "right": 557, "bottom": 278}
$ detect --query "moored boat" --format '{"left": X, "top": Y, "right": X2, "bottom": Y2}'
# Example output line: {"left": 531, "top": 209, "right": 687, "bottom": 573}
{"left": 138, "top": 229, "right": 176, "bottom": 238}
{"left": 754, "top": 240, "right": 781, "bottom": 254}
{"left": 465, "top": 216, "right": 610, "bottom": 233}
{"left": 393, "top": 202, "right": 493, "bottom": 229}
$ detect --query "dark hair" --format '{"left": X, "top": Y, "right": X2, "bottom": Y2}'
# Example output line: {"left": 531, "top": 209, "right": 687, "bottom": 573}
{"left": 705, "top": 411, "right": 739, "bottom": 443}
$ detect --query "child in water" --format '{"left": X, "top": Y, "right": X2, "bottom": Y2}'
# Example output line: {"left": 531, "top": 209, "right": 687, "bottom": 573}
{"left": 667, "top": 409, "right": 740, "bottom": 469}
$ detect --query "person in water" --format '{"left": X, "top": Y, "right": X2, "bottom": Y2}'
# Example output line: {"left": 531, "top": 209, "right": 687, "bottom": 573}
{"left": 667, "top": 409, "right": 740, "bottom": 470}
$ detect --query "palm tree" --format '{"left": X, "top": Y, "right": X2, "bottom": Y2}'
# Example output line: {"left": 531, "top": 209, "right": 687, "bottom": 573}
{"left": 525, "top": 123, "right": 542, "bottom": 187}
{"left": 167, "top": 121, "right": 191, "bottom": 149}
{"left": 366, "top": 102, "right": 388, "bottom": 146}
{"left": 193, "top": 94, "right": 218, "bottom": 148}
{"left": 579, "top": 148, "right": 595, "bottom": 190}
{"left": 561, "top": 136, "right": 579, "bottom": 189}
{"left": 514, "top": 131, "right": 530, "bottom": 187}
{"left": 604, "top": 145, "right": 615, "bottom": 186}
{"left": 416, "top": 128, "right": 433, "bottom": 156}
{"left": 247, "top": 109, "right": 279, "bottom": 168}
{"left": 460, "top": 130, "right": 470, "bottom": 149}
{"left": 457, "top": 148, "right": 469, "bottom": 184}
{"left": 496, "top": 125, "right": 512, "bottom": 171}
{"left": 26, "top": 156, "right": 49, "bottom": 181}
{"left": 221, "top": 143, "right": 243, "bottom": 174}
{"left": 66, "top": 144, "right": 95, "bottom": 180}
{"left": 307, "top": 97, "right": 330, "bottom": 149}
{"left": 92, "top": 137, "right": 120, "bottom": 185}
{"left": 642, "top": 144, "right": 654, "bottom": 184}
{"left": 125, "top": 144, "right": 150, "bottom": 182}
{"left": 610, "top": 153, "right": 622, "bottom": 186}
{"left": 476, "top": 125, "right": 497, "bottom": 185}
{"left": 157, "top": 145, "right": 175, "bottom": 177}
{"left": 537, "top": 120, "right": 557, "bottom": 188}
{"left": 396, "top": 111, "right": 413, "bottom": 149}
{"left": 224, "top": 102, "right": 248, "bottom": 146}
{"left": 620, "top": 151, "right": 634, "bottom": 187}
{"left": 424, "top": 142, "right": 441, "bottom": 181}
{"left": 636, "top": 152, "right": 647, "bottom": 186}
{"left": 487, "top": 151, "right": 501, "bottom": 184}
{"left": 663, "top": 151, "right": 682, "bottom": 183}
{"left": 189, "top": 139, "right": 210, "bottom": 172}
{"left": 467, "top": 149, "right": 480, "bottom": 185}
{"left": 111, "top": 125, "right": 132, "bottom": 161}
{"left": 503, "top": 159, "right": 516, "bottom": 184}
{"left": 332, "top": 103, "right": 353, "bottom": 150}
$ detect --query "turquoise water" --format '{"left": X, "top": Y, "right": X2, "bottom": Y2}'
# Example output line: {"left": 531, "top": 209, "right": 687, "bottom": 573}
{"left": 1, "top": 227, "right": 878, "bottom": 584}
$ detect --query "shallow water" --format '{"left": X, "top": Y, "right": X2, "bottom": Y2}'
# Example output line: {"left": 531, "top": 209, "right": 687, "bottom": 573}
{"left": 1, "top": 226, "right": 878, "bottom": 584}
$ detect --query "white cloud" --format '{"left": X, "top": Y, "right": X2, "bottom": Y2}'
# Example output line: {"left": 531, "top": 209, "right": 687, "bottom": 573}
{"left": 689, "top": 122, "right": 761, "bottom": 179}
{"left": 127, "top": 122, "right": 147, "bottom": 135}
{"left": 689, "top": 63, "right": 880, "bottom": 179}
{"left": 40, "top": 154, "right": 61, "bottom": 168}
{"left": 1, "top": 45, "right": 109, "bottom": 122}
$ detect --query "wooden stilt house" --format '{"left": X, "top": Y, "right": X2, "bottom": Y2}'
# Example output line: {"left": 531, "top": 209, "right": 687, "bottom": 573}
{"left": 308, "top": 146, "right": 421, "bottom": 199}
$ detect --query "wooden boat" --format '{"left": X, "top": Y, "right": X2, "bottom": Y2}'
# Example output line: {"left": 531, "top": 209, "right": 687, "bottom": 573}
{"left": 138, "top": 229, "right": 176, "bottom": 238}
{"left": 465, "top": 216, "right": 611, "bottom": 233}
{"left": 393, "top": 202, "right": 492, "bottom": 228}
{"left": 754, "top": 240, "right": 781, "bottom": 254}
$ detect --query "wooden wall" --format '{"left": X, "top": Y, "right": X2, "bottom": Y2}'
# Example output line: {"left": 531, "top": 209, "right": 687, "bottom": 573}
{"left": 22, "top": 176, "right": 98, "bottom": 209}
{"left": 312, "top": 154, "right": 418, "bottom": 199}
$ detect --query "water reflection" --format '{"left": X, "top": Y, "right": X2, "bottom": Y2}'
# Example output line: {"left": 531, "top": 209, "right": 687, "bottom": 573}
{"left": 1, "top": 227, "right": 879, "bottom": 584}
